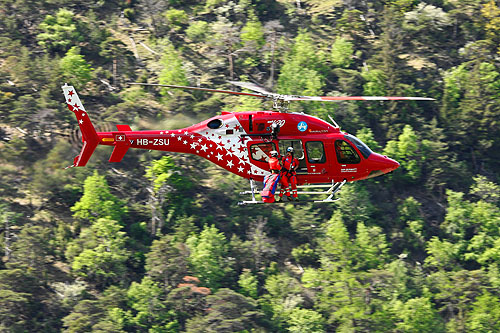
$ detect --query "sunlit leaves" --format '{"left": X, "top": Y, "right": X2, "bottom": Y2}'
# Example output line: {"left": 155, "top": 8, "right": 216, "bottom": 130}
{"left": 71, "top": 171, "right": 126, "bottom": 224}
{"left": 60, "top": 47, "right": 93, "bottom": 90}
{"left": 186, "top": 224, "right": 231, "bottom": 289}
{"left": 37, "top": 9, "right": 83, "bottom": 53}
{"left": 330, "top": 37, "right": 354, "bottom": 68}
{"left": 68, "top": 218, "right": 130, "bottom": 288}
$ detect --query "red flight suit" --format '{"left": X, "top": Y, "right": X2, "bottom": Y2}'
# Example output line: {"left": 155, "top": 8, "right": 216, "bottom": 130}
{"left": 279, "top": 154, "right": 299, "bottom": 199}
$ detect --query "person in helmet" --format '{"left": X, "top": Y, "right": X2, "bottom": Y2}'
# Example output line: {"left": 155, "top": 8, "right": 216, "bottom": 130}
{"left": 268, "top": 150, "right": 281, "bottom": 174}
{"left": 279, "top": 147, "right": 299, "bottom": 201}
{"left": 261, "top": 150, "right": 282, "bottom": 203}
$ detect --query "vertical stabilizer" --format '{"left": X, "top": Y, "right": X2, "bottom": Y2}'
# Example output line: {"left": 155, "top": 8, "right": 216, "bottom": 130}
{"left": 62, "top": 84, "right": 99, "bottom": 167}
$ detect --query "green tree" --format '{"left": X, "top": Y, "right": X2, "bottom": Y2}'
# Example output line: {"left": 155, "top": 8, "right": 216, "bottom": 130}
{"left": 399, "top": 196, "right": 426, "bottom": 251}
{"left": 262, "top": 273, "right": 304, "bottom": 329}
{"left": 145, "top": 156, "right": 193, "bottom": 234}
{"left": 159, "top": 43, "right": 188, "bottom": 89}
{"left": 466, "top": 291, "right": 500, "bottom": 332}
{"left": 71, "top": 171, "right": 126, "bottom": 224}
{"left": 37, "top": 9, "right": 83, "bottom": 53}
{"left": 185, "top": 288, "right": 267, "bottom": 332}
{"left": 470, "top": 175, "right": 500, "bottom": 203}
{"left": 145, "top": 234, "right": 190, "bottom": 289}
{"left": 354, "top": 222, "right": 389, "bottom": 270}
{"left": 240, "top": 11, "right": 265, "bottom": 67}
{"left": 383, "top": 124, "right": 423, "bottom": 183}
{"left": 287, "top": 307, "right": 325, "bottom": 333}
{"left": 237, "top": 269, "right": 258, "bottom": 298}
{"left": 396, "top": 297, "right": 445, "bottom": 333}
{"left": 186, "top": 224, "right": 231, "bottom": 289}
{"left": 440, "top": 61, "right": 500, "bottom": 171}
{"left": 9, "top": 225, "right": 53, "bottom": 279}
{"left": 127, "top": 277, "right": 179, "bottom": 331}
{"left": 0, "top": 269, "right": 33, "bottom": 331}
{"left": 60, "top": 46, "right": 93, "bottom": 90}
{"left": 330, "top": 37, "right": 354, "bottom": 68}
{"left": 66, "top": 218, "right": 130, "bottom": 288}
{"left": 62, "top": 286, "right": 128, "bottom": 333}
{"left": 277, "top": 32, "right": 326, "bottom": 98}
{"left": 428, "top": 270, "right": 486, "bottom": 331}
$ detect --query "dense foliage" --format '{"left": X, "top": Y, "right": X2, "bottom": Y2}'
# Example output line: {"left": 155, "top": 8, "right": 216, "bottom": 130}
{"left": 2, "top": 0, "right": 500, "bottom": 331}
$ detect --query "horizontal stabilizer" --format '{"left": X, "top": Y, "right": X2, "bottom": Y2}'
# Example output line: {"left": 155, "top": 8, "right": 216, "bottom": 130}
{"left": 116, "top": 124, "right": 132, "bottom": 131}
{"left": 109, "top": 144, "right": 130, "bottom": 163}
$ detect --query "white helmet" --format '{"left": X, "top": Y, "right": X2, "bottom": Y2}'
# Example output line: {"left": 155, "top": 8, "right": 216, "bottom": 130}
{"left": 270, "top": 150, "right": 278, "bottom": 157}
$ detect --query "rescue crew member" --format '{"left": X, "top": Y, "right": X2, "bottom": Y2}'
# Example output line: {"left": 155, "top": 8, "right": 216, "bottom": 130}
{"left": 269, "top": 150, "right": 281, "bottom": 174}
{"left": 279, "top": 147, "right": 299, "bottom": 201}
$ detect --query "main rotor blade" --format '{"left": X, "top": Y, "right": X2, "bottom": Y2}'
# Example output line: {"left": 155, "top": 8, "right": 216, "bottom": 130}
{"left": 228, "top": 81, "right": 272, "bottom": 95}
{"left": 130, "top": 82, "right": 435, "bottom": 102}
{"left": 130, "top": 82, "right": 267, "bottom": 98}
{"left": 285, "top": 95, "right": 436, "bottom": 102}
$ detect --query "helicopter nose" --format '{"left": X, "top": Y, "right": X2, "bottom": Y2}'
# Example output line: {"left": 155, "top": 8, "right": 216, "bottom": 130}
{"left": 384, "top": 157, "right": 400, "bottom": 173}
{"left": 366, "top": 153, "right": 400, "bottom": 178}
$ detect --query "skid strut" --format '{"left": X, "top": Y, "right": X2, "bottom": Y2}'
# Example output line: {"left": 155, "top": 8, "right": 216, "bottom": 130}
{"left": 238, "top": 179, "right": 347, "bottom": 205}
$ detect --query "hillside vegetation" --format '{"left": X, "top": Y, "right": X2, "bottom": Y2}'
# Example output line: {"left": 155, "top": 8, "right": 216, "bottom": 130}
{"left": 2, "top": 0, "right": 500, "bottom": 332}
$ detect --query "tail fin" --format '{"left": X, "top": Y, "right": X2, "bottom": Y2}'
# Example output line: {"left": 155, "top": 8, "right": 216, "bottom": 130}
{"left": 62, "top": 84, "right": 99, "bottom": 167}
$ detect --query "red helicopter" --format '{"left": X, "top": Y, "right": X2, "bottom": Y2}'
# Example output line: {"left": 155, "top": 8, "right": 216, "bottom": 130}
{"left": 62, "top": 82, "right": 433, "bottom": 204}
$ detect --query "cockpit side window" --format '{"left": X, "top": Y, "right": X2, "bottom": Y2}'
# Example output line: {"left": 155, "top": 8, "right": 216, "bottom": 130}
{"left": 335, "top": 140, "right": 360, "bottom": 164}
{"left": 345, "top": 134, "right": 372, "bottom": 159}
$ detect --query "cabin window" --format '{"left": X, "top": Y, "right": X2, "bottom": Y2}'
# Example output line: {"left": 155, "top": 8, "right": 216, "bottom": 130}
{"left": 207, "top": 119, "right": 223, "bottom": 129}
{"left": 335, "top": 140, "right": 360, "bottom": 164}
{"left": 278, "top": 140, "right": 304, "bottom": 160}
{"left": 306, "top": 141, "right": 326, "bottom": 163}
{"left": 250, "top": 142, "right": 276, "bottom": 162}
{"left": 279, "top": 139, "right": 306, "bottom": 171}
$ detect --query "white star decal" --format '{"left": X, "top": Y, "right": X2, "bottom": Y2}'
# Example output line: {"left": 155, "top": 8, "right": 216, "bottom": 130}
{"left": 177, "top": 136, "right": 182, "bottom": 141}
{"left": 190, "top": 142, "right": 197, "bottom": 149}
{"left": 200, "top": 144, "right": 208, "bottom": 152}
{"left": 183, "top": 140, "right": 188, "bottom": 145}
{"left": 227, "top": 160, "right": 234, "bottom": 168}
{"left": 79, "top": 119, "right": 83, "bottom": 124}
{"left": 171, "top": 133, "right": 176, "bottom": 137}
{"left": 190, "top": 134, "right": 195, "bottom": 139}
{"left": 184, "top": 131, "right": 189, "bottom": 135}
{"left": 238, "top": 166, "right": 244, "bottom": 173}
{"left": 216, "top": 153, "right": 223, "bottom": 161}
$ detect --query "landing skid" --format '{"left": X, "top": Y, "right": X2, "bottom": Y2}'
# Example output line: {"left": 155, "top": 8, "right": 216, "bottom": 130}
{"left": 238, "top": 179, "right": 347, "bottom": 205}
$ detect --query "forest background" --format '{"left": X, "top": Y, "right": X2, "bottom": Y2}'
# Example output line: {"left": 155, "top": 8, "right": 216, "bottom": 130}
{"left": 2, "top": 0, "right": 500, "bottom": 332}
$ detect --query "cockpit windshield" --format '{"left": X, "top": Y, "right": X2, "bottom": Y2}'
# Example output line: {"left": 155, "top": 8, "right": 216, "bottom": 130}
{"left": 345, "top": 134, "right": 373, "bottom": 159}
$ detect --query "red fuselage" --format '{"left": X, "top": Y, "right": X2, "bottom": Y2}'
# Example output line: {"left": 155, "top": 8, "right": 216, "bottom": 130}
{"left": 97, "top": 111, "right": 399, "bottom": 185}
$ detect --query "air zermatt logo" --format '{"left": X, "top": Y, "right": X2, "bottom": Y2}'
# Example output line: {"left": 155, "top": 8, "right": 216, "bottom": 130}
{"left": 297, "top": 121, "right": 308, "bottom": 132}
{"left": 115, "top": 134, "right": 125, "bottom": 141}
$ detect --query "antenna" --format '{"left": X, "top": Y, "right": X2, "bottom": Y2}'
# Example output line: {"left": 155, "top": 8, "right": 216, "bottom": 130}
{"left": 328, "top": 114, "right": 340, "bottom": 129}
